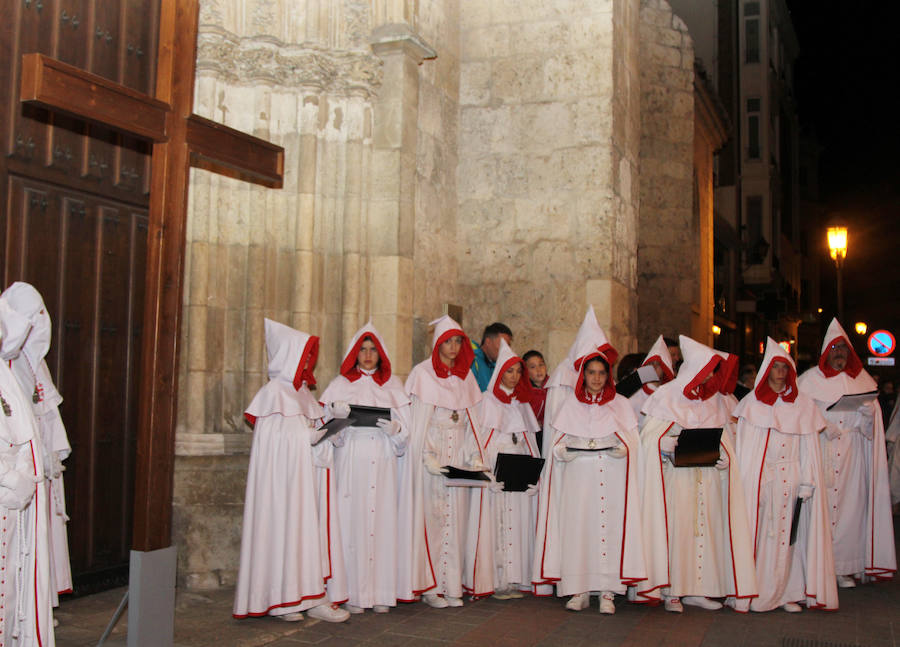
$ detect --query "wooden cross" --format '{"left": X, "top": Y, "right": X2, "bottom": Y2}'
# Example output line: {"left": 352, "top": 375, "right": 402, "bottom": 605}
{"left": 19, "top": 0, "right": 283, "bottom": 553}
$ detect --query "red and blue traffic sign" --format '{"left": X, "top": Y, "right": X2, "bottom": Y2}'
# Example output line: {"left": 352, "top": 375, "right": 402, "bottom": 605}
{"left": 867, "top": 330, "right": 896, "bottom": 357}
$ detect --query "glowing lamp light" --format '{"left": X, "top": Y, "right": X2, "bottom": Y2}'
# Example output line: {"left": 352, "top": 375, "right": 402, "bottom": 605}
{"left": 758, "top": 341, "right": 765, "bottom": 354}
{"left": 712, "top": 324, "right": 722, "bottom": 336}
{"left": 778, "top": 341, "right": 791, "bottom": 353}
{"left": 817, "top": 307, "right": 823, "bottom": 314}
{"left": 855, "top": 322, "right": 867, "bottom": 335}
{"left": 827, "top": 226, "right": 848, "bottom": 262}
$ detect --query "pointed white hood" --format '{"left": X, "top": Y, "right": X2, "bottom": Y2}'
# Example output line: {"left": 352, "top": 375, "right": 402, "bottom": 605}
{"left": 404, "top": 315, "right": 481, "bottom": 409}
{"left": 733, "top": 337, "right": 824, "bottom": 434}
{"left": 639, "top": 334, "right": 675, "bottom": 395}
{"left": 798, "top": 318, "right": 876, "bottom": 405}
{"left": 480, "top": 339, "right": 539, "bottom": 436}
{"left": 547, "top": 306, "right": 618, "bottom": 389}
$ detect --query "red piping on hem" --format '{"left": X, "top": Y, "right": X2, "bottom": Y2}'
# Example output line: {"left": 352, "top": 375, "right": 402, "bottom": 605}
{"left": 233, "top": 591, "right": 327, "bottom": 618}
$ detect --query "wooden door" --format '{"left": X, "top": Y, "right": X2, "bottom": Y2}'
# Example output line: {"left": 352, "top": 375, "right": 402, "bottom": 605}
{"left": 1, "top": 0, "right": 159, "bottom": 593}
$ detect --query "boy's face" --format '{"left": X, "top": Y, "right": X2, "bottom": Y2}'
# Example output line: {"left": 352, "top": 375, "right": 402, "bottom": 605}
{"left": 767, "top": 359, "right": 789, "bottom": 391}
{"left": 357, "top": 337, "right": 380, "bottom": 371}
{"left": 525, "top": 355, "right": 547, "bottom": 386}
{"left": 500, "top": 362, "right": 523, "bottom": 390}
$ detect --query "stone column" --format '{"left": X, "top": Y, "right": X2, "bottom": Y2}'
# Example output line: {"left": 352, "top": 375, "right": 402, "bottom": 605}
{"left": 369, "top": 23, "right": 436, "bottom": 376}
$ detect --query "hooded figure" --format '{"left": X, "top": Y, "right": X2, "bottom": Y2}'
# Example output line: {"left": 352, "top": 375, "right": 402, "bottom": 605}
{"left": 233, "top": 319, "right": 349, "bottom": 623}
{"left": 531, "top": 326, "right": 646, "bottom": 614}
{"left": 1, "top": 282, "right": 73, "bottom": 605}
{"left": 475, "top": 339, "right": 540, "bottom": 599}
{"left": 797, "top": 319, "right": 896, "bottom": 586}
{"left": 637, "top": 335, "right": 757, "bottom": 612}
{"left": 404, "top": 315, "right": 489, "bottom": 607}
{"left": 627, "top": 335, "right": 675, "bottom": 426}
{"left": 320, "top": 323, "right": 415, "bottom": 613}
{"left": 541, "top": 306, "right": 611, "bottom": 459}
{"left": 732, "top": 338, "right": 837, "bottom": 612}
{"left": 0, "top": 297, "right": 54, "bottom": 645}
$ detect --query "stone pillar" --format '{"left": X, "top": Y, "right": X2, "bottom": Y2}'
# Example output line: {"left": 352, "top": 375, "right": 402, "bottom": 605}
{"left": 370, "top": 24, "right": 436, "bottom": 376}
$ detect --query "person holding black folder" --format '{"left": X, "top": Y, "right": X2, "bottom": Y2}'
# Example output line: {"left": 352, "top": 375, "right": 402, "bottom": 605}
{"left": 637, "top": 336, "right": 757, "bottom": 613}
{"left": 404, "top": 315, "right": 491, "bottom": 607}
{"left": 625, "top": 334, "right": 675, "bottom": 426}
{"left": 320, "top": 323, "right": 419, "bottom": 615}
{"left": 234, "top": 320, "right": 350, "bottom": 623}
{"left": 475, "top": 339, "right": 541, "bottom": 600}
{"left": 732, "top": 338, "right": 837, "bottom": 612}
{"left": 532, "top": 329, "right": 646, "bottom": 615}
{"left": 798, "top": 319, "right": 896, "bottom": 588}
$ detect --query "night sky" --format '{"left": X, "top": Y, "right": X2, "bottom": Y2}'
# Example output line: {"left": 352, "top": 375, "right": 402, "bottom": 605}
{"left": 786, "top": 1, "right": 900, "bottom": 349}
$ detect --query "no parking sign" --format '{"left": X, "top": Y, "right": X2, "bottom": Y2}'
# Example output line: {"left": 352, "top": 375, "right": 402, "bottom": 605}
{"left": 867, "top": 330, "right": 896, "bottom": 357}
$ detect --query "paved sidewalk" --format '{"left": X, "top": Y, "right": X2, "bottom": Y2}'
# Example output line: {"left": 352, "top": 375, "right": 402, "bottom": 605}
{"left": 56, "top": 521, "right": 900, "bottom": 647}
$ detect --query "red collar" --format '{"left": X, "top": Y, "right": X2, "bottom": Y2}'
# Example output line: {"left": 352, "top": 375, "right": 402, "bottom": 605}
{"left": 754, "top": 359, "right": 798, "bottom": 405}
{"left": 340, "top": 334, "right": 391, "bottom": 386}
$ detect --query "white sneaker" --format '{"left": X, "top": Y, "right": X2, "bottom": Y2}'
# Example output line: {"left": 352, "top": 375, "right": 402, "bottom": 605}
{"left": 682, "top": 596, "right": 723, "bottom": 610}
{"left": 343, "top": 604, "right": 364, "bottom": 614}
{"left": 837, "top": 575, "right": 856, "bottom": 589}
{"left": 782, "top": 602, "right": 802, "bottom": 613}
{"left": 599, "top": 592, "right": 615, "bottom": 615}
{"left": 493, "top": 589, "right": 515, "bottom": 600}
{"left": 373, "top": 605, "right": 390, "bottom": 614}
{"left": 274, "top": 611, "right": 304, "bottom": 622}
{"left": 423, "top": 594, "right": 449, "bottom": 608}
{"left": 664, "top": 596, "right": 683, "bottom": 613}
{"left": 565, "top": 592, "right": 590, "bottom": 611}
{"left": 307, "top": 603, "right": 350, "bottom": 623}
{"left": 507, "top": 589, "right": 525, "bottom": 599}
{"left": 445, "top": 596, "right": 464, "bottom": 607}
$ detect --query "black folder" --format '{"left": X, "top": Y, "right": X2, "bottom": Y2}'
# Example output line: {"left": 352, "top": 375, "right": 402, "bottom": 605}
{"left": 494, "top": 453, "right": 545, "bottom": 492}
{"left": 616, "top": 364, "right": 660, "bottom": 398}
{"left": 825, "top": 390, "right": 877, "bottom": 412}
{"left": 442, "top": 466, "right": 491, "bottom": 487}
{"left": 672, "top": 427, "right": 723, "bottom": 467}
{"left": 314, "top": 404, "right": 392, "bottom": 444}
{"left": 789, "top": 497, "right": 803, "bottom": 545}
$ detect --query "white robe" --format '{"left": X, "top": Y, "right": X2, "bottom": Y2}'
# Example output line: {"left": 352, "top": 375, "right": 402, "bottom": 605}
{"left": 322, "top": 372, "right": 412, "bottom": 608}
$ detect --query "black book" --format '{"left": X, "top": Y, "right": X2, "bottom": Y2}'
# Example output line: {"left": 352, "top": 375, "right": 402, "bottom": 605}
{"left": 494, "top": 453, "right": 545, "bottom": 492}
{"left": 789, "top": 497, "right": 803, "bottom": 545}
{"left": 314, "top": 417, "right": 355, "bottom": 444}
{"left": 442, "top": 466, "right": 491, "bottom": 487}
{"left": 616, "top": 364, "right": 660, "bottom": 398}
{"left": 733, "top": 383, "right": 751, "bottom": 400}
{"left": 672, "top": 427, "right": 723, "bottom": 467}
{"left": 314, "top": 404, "right": 392, "bottom": 444}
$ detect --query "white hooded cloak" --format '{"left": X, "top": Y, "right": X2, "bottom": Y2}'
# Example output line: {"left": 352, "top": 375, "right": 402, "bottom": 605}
{"left": 628, "top": 335, "right": 675, "bottom": 426}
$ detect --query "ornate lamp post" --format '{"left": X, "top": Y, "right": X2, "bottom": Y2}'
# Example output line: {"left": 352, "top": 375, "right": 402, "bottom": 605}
{"left": 827, "top": 226, "right": 848, "bottom": 321}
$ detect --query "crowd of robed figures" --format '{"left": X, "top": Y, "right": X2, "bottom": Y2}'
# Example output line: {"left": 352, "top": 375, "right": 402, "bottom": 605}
{"left": 233, "top": 308, "right": 898, "bottom": 624}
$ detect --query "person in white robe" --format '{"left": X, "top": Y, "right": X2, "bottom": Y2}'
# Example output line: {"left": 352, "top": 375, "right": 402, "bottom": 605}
{"left": 0, "top": 297, "right": 55, "bottom": 646}
{"left": 797, "top": 318, "right": 896, "bottom": 586}
{"left": 627, "top": 335, "right": 675, "bottom": 427}
{"left": 532, "top": 327, "right": 646, "bottom": 614}
{"left": 1, "top": 283, "right": 73, "bottom": 605}
{"left": 404, "top": 315, "right": 491, "bottom": 607}
{"left": 733, "top": 338, "right": 838, "bottom": 612}
{"left": 476, "top": 339, "right": 541, "bottom": 600}
{"left": 637, "top": 335, "right": 757, "bottom": 612}
{"left": 320, "top": 322, "right": 416, "bottom": 614}
{"left": 886, "top": 397, "right": 900, "bottom": 512}
{"left": 233, "top": 319, "right": 350, "bottom": 623}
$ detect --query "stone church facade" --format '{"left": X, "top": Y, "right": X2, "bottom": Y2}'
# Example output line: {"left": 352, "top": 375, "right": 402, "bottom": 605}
{"left": 173, "top": 0, "right": 720, "bottom": 589}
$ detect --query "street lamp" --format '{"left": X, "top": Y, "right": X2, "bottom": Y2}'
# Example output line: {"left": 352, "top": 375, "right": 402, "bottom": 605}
{"left": 855, "top": 322, "right": 867, "bottom": 335}
{"left": 827, "top": 226, "right": 848, "bottom": 321}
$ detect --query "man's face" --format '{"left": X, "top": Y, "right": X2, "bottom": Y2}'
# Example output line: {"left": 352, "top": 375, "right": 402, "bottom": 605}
{"left": 500, "top": 362, "right": 523, "bottom": 390}
{"left": 826, "top": 340, "right": 850, "bottom": 372}
{"left": 439, "top": 335, "right": 463, "bottom": 366}
{"left": 583, "top": 359, "right": 608, "bottom": 395}
{"left": 357, "top": 338, "right": 380, "bottom": 371}
{"left": 525, "top": 355, "right": 547, "bottom": 386}
{"left": 483, "top": 333, "right": 512, "bottom": 362}
{"left": 767, "top": 360, "right": 789, "bottom": 391}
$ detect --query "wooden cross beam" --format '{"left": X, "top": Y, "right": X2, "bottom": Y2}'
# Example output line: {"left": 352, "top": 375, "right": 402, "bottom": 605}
{"left": 19, "top": 0, "right": 283, "bottom": 552}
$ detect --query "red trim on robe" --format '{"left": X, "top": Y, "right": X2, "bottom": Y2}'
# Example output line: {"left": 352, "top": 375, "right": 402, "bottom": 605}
{"left": 293, "top": 336, "right": 319, "bottom": 390}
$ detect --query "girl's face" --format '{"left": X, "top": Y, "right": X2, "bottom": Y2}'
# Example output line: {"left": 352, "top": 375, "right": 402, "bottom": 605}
{"left": 525, "top": 356, "right": 547, "bottom": 385}
{"left": 357, "top": 337, "right": 380, "bottom": 371}
{"left": 583, "top": 359, "right": 608, "bottom": 395}
{"left": 439, "top": 335, "right": 463, "bottom": 366}
{"left": 500, "top": 362, "right": 523, "bottom": 390}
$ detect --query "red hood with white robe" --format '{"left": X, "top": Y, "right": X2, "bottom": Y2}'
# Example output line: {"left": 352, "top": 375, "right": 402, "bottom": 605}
{"left": 479, "top": 339, "right": 539, "bottom": 450}
{"left": 244, "top": 319, "right": 323, "bottom": 424}
{"left": 798, "top": 318, "right": 877, "bottom": 406}
{"left": 405, "top": 315, "right": 481, "bottom": 410}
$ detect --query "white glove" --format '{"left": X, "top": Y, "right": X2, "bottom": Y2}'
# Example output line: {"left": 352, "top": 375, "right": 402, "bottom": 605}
{"left": 553, "top": 445, "right": 577, "bottom": 462}
{"left": 823, "top": 423, "right": 842, "bottom": 441}
{"left": 488, "top": 480, "right": 505, "bottom": 493}
{"left": 606, "top": 444, "right": 628, "bottom": 459}
{"left": 525, "top": 483, "right": 540, "bottom": 497}
{"left": 798, "top": 484, "right": 815, "bottom": 500}
{"left": 376, "top": 418, "right": 401, "bottom": 435}
{"left": 328, "top": 400, "right": 351, "bottom": 419}
{"left": 424, "top": 455, "right": 448, "bottom": 476}
{"left": 0, "top": 470, "right": 42, "bottom": 509}
{"left": 715, "top": 452, "right": 729, "bottom": 470}
{"left": 659, "top": 436, "right": 678, "bottom": 454}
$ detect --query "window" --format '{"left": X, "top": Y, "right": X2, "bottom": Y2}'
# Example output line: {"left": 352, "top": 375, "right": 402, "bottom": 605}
{"left": 747, "top": 98, "right": 761, "bottom": 159}
{"left": 745, "top": 2, "right": 760, "bottom": 63}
